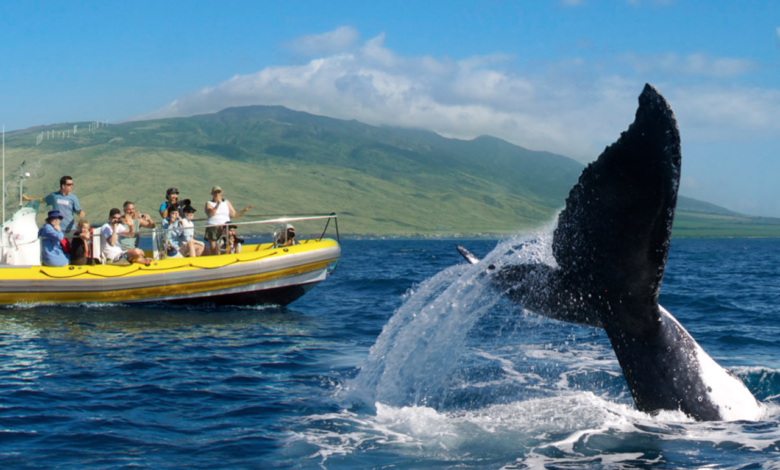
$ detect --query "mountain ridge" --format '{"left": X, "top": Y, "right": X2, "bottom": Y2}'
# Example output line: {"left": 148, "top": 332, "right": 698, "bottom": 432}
{"left": 3, "top": 105, "right": 778, "bottom": 238}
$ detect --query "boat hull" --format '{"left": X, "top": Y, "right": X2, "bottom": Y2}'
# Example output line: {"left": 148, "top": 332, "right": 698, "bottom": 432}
{"left": 166, "top": 283, "right": 316, "bottom": 307}
{"left": 0, "top": 239, "right": 340, "bottom": 307}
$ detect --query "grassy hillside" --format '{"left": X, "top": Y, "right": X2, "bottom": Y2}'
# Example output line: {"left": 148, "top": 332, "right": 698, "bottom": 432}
{"left": 2, "top": 107, "right": 582, "bottom": 236}
{"left": 3, "top": 107, "right": 778, "bottom": 238}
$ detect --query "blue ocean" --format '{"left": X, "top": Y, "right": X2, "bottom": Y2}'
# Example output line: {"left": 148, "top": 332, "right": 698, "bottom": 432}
{"left": 1, "top": 236, "right": 779, "bottom": 469}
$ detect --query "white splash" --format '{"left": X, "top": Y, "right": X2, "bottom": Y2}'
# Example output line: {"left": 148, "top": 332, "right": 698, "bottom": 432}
{"left": 347, "top": 231, "right": 555, "bottom": 408}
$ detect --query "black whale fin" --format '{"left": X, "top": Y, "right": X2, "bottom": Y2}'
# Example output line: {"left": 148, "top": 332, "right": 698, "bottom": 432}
{"left": 552, "top": 84, "right": 681, "bottom": 335}
{"left": 456, "top": 245, "right": 480, "bottom": 265}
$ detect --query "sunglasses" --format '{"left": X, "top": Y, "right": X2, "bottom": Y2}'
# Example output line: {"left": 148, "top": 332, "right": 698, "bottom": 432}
{"left": 111, "top": 217, "right": 122, "bottom": 221}
{"left": 64, "top": 183, "right": 74, "bottom": 186}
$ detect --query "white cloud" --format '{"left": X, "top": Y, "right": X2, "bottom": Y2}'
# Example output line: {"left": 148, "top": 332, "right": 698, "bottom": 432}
{"left": 282, "top": 26, "right": 360, "bottom": 56}
{"left": 137, "top": 29, "right": 780, "bottom": 162}
{"left": 621, "top": 52, "right": 756, "bottom": 78}
{"left": 670, "top": 86, "right": 780, "bottom": 142}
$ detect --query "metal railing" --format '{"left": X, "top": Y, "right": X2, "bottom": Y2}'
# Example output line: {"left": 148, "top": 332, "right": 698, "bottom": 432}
{"left": 3, "top": 213, "right": 340, "bottom": 265}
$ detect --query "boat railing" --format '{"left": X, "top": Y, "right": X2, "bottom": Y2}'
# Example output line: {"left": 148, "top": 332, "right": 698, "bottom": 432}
{"left": 153, "top": 212, "right": 340, "bottom": 242}
{"left": 144, "top": 212, "right": 340, "bottom": 260}
{"left": 2, "top": 211, "right": 339, "bottom": 265}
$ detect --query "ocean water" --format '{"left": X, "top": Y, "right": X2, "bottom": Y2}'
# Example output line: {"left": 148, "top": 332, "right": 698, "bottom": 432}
{"left": 1, "top": 237, "right": 780, "bottom": 469}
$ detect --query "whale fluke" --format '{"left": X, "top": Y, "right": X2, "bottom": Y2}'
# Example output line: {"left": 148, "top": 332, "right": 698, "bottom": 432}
{"left": 553, "top": 83, "right": 680, "bottom": 337}
{"left": 458, "top": 84, "right": 761, "bottom": 421}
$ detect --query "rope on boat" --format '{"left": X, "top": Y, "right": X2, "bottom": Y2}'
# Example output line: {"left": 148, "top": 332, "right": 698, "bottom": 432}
{"left": 37, "top": 251, "right": 280, "bottom": 279}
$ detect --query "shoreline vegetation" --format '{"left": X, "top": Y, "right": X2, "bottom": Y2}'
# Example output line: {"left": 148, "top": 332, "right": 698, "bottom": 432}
{"left": 4, "top": 105, "right": 779, "bottom": 240}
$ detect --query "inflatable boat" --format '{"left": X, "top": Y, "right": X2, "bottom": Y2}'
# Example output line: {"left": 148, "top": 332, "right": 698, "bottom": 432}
{"left": 0, "top": 204, "right": 340, "bottom": 306}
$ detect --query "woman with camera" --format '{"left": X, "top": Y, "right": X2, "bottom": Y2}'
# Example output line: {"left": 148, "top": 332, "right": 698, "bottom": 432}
{"left": 159, "top": 187, "right": 192, "bottom": 219}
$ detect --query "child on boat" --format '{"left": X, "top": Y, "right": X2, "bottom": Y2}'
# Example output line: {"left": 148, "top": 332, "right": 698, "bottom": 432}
{"left": 70, "top": 219, "right": 98, "bottom": 266}
{"left": 181, "top": 205, "right": 205, "bottom": 257}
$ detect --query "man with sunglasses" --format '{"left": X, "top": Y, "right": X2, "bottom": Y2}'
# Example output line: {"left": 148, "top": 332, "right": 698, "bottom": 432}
{"left": 23, "top": 175, "right": 85, "bottom": 233}
{"left": 100, "top": 208, "right": 151, "bottom": 266}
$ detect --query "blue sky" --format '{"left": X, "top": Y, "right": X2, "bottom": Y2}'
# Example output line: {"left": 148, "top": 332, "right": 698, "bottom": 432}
{"left": 1, "top": 1, "right": 779, "bottom": 216}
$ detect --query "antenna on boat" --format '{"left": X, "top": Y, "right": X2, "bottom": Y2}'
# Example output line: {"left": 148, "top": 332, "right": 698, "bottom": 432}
{"left": 2, "top": 124, "right": 5, "bottom": 229}
{"left": 2, "top": 124, "right": 5, "bottom": 227}
{"left": 18, "top": 161, "right": 29, "bottom": 206}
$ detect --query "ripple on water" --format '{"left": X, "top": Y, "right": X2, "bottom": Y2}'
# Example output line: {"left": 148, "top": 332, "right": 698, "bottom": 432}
{"left": 1, "top": 239, "right": 780, "bottom": 468}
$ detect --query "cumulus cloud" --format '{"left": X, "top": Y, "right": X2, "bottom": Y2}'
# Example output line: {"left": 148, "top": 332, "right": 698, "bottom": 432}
{"left": 282, "top": 26, "right": 360, "bottom": 56}
{"left": 136, "top": 28, "right": 780, "bottom": 161}
{"left": 621, "top": 52, "right": 756, "bottom": 78}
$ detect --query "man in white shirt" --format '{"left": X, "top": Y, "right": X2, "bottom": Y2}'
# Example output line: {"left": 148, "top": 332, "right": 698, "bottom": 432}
{"left": 101, "top": 208, "right": 152, "bottom": 266}
{"left": 204, "top": 186, "right": 253, "bottom": 256}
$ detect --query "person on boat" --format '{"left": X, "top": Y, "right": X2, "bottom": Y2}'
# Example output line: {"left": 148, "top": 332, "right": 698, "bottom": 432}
{"left": 159, "top": 188, "right": 192, "bottom": 220}
{"left": 38, "top": 210, "right": 69, "bottom": 267}
{"left": 276, "top": 224, "right": 297, "bottom": 247}
{"left": 101, "top": 208, "right": 151, "bottom": 266}
{"left": 162, "top": 206, "right": 185, "bottom": 258}
{"left": 226, "top": 224, "right": 244, "bottom": 254}
{"left": 23, "top": 175, "right": 85, "bottom": 233}
{"left": 70, "top": 220, "right": 97, "bottom": 266}
{"left": 181, "top": 205, "right": 205, "bottom": 257}
{"left": 120, "top": 201, "right": 156, "bottom": 251}
{"left": 204, "top": 186, "right": 253, "bottom": 256}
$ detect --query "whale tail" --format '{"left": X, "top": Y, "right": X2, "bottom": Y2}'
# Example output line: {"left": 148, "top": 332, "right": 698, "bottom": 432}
{"left": 549, "top": 84, "right": 681, "bottom": 337}
{"left": 456, "top": 85, "right": 763, "bottom": 420}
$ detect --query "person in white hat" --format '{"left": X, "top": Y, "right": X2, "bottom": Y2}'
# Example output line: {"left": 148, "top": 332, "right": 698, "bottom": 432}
{"left": 204, "top": 186, "right": 253, "bottom": 256}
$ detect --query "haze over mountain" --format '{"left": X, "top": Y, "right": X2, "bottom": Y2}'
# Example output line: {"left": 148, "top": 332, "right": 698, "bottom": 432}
{"left": 4, "top": 105, "right": 779, "bottom": 238}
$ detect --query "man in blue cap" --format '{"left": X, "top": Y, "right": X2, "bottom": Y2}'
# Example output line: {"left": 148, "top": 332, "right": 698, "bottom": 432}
{"left": 23, "top": 175, "right": 85, "bottom": 233}
{"left": 38, "top": 210, "right": 69, "bottom": 267}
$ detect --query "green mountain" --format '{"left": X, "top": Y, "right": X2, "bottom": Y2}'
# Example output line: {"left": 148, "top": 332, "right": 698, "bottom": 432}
{"left": 674, "top": 196, "right": 780, "bottom": 238}
{"left": 3, "top": 106, "right": 778, "bottom": 238}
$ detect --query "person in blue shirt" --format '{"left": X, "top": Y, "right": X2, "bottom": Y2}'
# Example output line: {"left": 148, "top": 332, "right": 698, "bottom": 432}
{"left": 161, "top": 205, "right": 186, "bottom": 258}
{"left": 38, "top": 210, "right": 69, "bottom": 267}
{"left": 23, "top": 175, "right": 85, "bottom": 233}
{"left": 159, "top": 187, "right": 180, "bottom": 219}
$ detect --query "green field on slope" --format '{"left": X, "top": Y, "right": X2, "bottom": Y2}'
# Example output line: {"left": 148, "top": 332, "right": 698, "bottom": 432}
{"left": 2, "top": 107, "right": 581, "bottom": 236}
{"left": 4, "top": 106, "right": 778, "bottom": 238}
{"left": 672, "top": 212, "right": 780, "bottom": 238}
